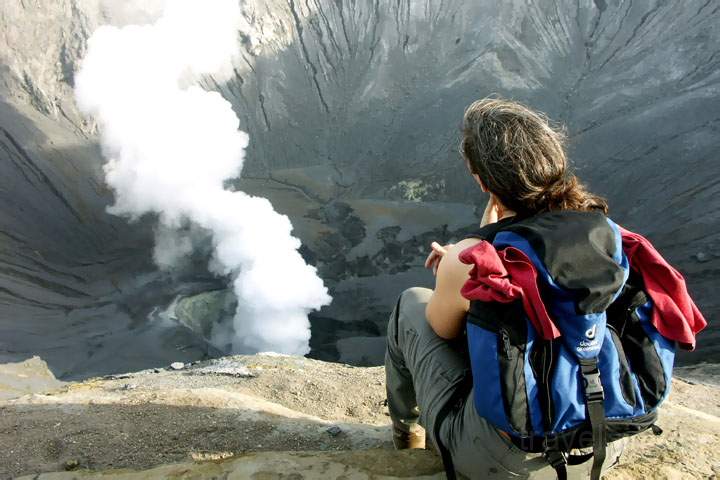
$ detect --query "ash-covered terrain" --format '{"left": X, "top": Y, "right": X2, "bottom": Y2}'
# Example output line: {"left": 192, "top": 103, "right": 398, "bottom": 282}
{"left": 1, "top": 0, "right": 718, "bottom": 379}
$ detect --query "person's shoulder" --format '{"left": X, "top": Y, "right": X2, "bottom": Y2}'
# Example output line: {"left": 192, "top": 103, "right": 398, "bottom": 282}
{"left": 451, "top": 237, "right": 484, "bottom": 254}
{"left": 443, "top": 238, "right": 483, "bottom": 274}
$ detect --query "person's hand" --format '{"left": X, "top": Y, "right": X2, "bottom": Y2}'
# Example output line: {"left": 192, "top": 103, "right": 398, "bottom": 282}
{"left": 480, "top": 195, "right": 500, "bottom": 227}
{"left": 424, "top": 241, "right": 454, "bottom": 276}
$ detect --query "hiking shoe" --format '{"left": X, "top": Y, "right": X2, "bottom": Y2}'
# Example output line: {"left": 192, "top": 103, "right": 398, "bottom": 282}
{"left": 392, "top": 421, "right": 426, "bottom": 449}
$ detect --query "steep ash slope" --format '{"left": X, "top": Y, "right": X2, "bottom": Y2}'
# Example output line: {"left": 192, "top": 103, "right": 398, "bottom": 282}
{"left": 0, "top": 0, "right": 718, "bottom": 376}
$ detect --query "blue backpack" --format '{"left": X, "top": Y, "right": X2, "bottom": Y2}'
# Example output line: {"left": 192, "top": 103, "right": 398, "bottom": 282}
{"left": 464, "top": 212, "right": 676, "bottom": 480}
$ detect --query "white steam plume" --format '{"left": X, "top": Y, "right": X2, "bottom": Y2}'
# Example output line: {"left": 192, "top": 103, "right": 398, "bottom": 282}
{"left": 99, "top": 0, "right": 167, "bottom": 26}
{"left": 75, "top": 0, "right": 331, "bottom": 354}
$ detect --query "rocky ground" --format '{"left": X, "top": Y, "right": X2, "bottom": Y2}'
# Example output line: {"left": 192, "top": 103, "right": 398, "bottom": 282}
{"left": 1, "top": 355, "right": 718, "bottom": 479}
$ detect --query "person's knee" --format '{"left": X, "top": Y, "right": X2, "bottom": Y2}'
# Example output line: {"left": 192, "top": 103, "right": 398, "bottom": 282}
{"left": 387, "top": 287, "right": 433, "bottom": 342}
{"left": 399, "top": 287, "right": 433, "bottom": 307}
{"left": 396, "top": 287, "right": 433, "bottom": 331}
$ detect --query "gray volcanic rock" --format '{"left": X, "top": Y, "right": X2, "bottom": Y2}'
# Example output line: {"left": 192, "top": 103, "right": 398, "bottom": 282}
{"left": 0, "top": 0, "right": 718, "bottom": 376}
{"left": 0, "top": 356, "right": 64, "bottom": 400}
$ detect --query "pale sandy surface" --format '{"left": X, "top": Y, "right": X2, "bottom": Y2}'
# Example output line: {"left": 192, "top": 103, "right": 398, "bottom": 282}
{"left": 1, "top": 355, "right": 718, "bottom": 479}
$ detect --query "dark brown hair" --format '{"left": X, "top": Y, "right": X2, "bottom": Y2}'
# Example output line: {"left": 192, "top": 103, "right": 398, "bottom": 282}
{"left": 460, "top": 98, "right": 608, "bottom": 216}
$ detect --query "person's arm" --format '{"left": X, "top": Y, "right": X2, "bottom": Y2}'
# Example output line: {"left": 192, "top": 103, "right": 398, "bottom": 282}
{"left": 425, "top": 239, "right": 479, "bottom": 339}
{"left": 424, "top": 195, "right": 502, "bottom": 338}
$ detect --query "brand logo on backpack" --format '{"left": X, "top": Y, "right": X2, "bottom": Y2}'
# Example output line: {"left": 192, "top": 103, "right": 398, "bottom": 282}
{"left": 576, "top": 324, "right": 600, "bottom": 353}
{"left": 585, "top": 324, "right": 597, "bottom": 340}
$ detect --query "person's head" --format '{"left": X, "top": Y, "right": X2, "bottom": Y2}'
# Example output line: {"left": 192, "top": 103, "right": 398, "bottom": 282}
{"left": 460, "top": 97, "right": 608, "bottom": 217}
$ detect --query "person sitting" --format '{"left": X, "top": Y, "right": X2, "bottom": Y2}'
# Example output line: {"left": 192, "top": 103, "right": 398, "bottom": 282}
{"left": 384, "top": 97, "right": 706, "bottom": 479}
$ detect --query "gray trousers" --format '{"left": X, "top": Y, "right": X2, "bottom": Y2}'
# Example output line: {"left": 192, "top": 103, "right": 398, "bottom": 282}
{"left": 385, "top": 287, "right": 626, "bottom": 479}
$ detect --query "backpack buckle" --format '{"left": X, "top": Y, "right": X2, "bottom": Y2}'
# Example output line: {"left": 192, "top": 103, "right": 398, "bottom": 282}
{"left": 579, "top": 360, "right": 604, "bottom": 402}
{"left": 583, "top": 371, "right": 604, "bottom": 402}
